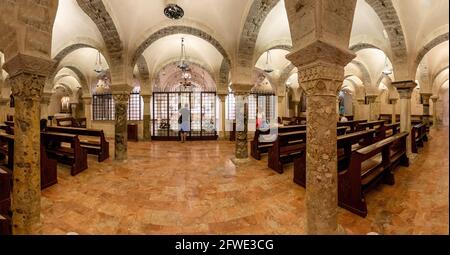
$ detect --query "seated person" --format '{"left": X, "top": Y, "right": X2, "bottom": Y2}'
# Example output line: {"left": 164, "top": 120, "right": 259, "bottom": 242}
{"left": 340, "top": 115, "right": 349, "bottom": 122}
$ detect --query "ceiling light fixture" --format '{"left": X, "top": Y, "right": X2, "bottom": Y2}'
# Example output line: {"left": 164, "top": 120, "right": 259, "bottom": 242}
{"left": 164, "top": 3, "right": 184, "bottom": 20}
{"left": 94, "top": 50, "right": 104, "bottom": 74}
{"left": 264, "top": 50, "right": 274, "bottom": 74}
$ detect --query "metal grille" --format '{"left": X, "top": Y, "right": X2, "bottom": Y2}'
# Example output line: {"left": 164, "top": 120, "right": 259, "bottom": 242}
{"left": 128, "top": 92, "right": 143, "bottom": 121}
{"left": 93, "top": 94, "right": 115, "bottom": 120}
{"left": 152, "top": 92, "right": 217, "bottom": 140}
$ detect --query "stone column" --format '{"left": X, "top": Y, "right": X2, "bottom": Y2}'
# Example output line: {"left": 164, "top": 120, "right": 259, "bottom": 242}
{"left": 391, "top": 98, "right": 398, "bottom": 124}
{"left": 421, "top": 93, "right": 432, "bottom": 127}
{"left": 293, "top": 101, "right": 300, "bottom": 117}
{"left": 287, "top": 50, "right": 355, "bottom": 235}
{"left": 40, "top": 92, "right": 52, "bottom": 121}
{"left": 112, "top": 92, "right": 130, "bottom": 161}
{"left": 82, "top": 96, "right": 92, "bottom": 128}
{"left": 278, "top": 96, "right": 285, "bottom": 118}
{"left": 0, "top": 98, "right": 9, "bottom": 123}
{"left": 366, "top": 95, "right": 378, "bottom": 121}
{"left": 431, "top": 96, "right": 438, "bottom": 128}
{"left": 393, "top": 81, "right": 417, "bottom": 155}
{"left": 231, "top": 84, "right": 251, "bottom": 163}
{"left": 3, "top": 54, "right": 54, "bottom": 234}
{"left": 356, "top": 99, "right": 365, "bottom": 120}
{"left": 142, "top": 95, "right": 152, "bottom": 141}
{"left": 70, "top": 103, "right": 77, "bottom": 118}
{"left": 218, "top": 94, "right": 227, "bottom": 139}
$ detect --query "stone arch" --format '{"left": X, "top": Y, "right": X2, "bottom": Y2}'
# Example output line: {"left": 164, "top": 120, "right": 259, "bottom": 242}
{"left": 132, "top": 26, "right": 232, "bottom": 67}
{"left": 280, "top": 63, "right": 296, "bottom": 85}
{"left": 365, "top": 0, "right": 408, "bottom": 76}
{"left": 433, "top": 66, "right": 450, "bottom": 85}
{"left": 236, "top": 0, "right": 280, "bottom": 78}
{"left": 135, "top": 56, "right": 150, "bottom": 81}
{"left": 76, "top": 0, "right": 123, "bottom": 62}
{"left": 350, "top": 60, "right": 372, "bottom": 86}
{"left": 47, "top": 64, "right": 88, "bottom": 92}
{"left": 154, "top": 61, "right": 217, "bottom": 87}
{"left": 414, "top": 33, "right": 449, "bottom": 72}
{"left": 349, "top": 43, "right": 381, "bottom": 52}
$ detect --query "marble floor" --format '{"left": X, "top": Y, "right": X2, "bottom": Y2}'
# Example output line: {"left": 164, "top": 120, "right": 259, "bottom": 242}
{"left": 38, "top": 128, "right": 449, "bottom": 235}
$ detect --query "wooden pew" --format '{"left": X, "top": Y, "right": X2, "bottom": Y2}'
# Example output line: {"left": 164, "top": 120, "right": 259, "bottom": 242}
{"left": 294, "top": 129, "right": 377, "bottom": 186}
{"left": 268, "top": 131, "right": 306, "bottom": 174}
{"left": 338, "top": 132, "right": 409, "bottom": 217}
{"left": 56, "top": 117, "right": 87, "bottom": 128}
{"left": 0, "top": 134, "right": 58, "bottom": 189}
{"left": 47, "top": 126, "right": 109, "bottom": 162}
{"left": 251, "top": 125, "right": 306, "bottom": 160}
{"left": 411, "top": 123, "right": 427, "bottom": 153}
{"left": 0, "top": 124, "right": 7, "bottom": 133}
{"left": 4, "top": 121, "right": 14, "bottom": 128}
{"left": 42, "top": 132, "right": 88, "bottom": 176}
{"left": 338, "top": 120, "right": 367, "bottom": 133}
{"left": 385, "top": 123, "right": 400, "bottom": 137}
{"left": 356, "top": 120, "right": 386, "bottom": 132}
{"left": 0, "top": 167, "right": 11, "bottom": 235}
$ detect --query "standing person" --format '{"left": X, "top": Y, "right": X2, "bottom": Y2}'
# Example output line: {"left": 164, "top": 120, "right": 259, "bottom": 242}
{"left": 179, "top": 103, "right": 190, "bottom": 143}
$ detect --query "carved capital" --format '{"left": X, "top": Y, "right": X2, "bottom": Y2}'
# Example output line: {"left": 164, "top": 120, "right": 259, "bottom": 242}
{"left": 392, "top": 80, "right": 417, "bottom": 99}
{"left": 3, "top": 54, "right": 54, "bottom": 78}
{"left": 217, "top": 94, "right": 227, "bottom": 102}
{"left": 420, "top": 93, "right": 432, "bottom": 105}
{"left": 142, "top": 95, "right": 152, "bottom": 104}
{"left": 366, "top": 95, "right": 378, "bottom": 104}
{"left": 0, "top": 98, "right": 9, "bottom": 105}
{"left": 431, "top": 96, "right": 438, "bottom": 103}
{"left": 298, "top": 61, "right": 345, "bottom": 96}
{"left": 113, "top": 93, "right": 130, "bottom": 104}
{"left": 231, "top": 83, "right": 252, "bottom": 95}
{"left": 41, "top": 92, "right": 52, "bottom": 105}
{"left": 10, "top": 73, "right": 46, "bottom": 101}
{"left": 390, "top": 98, "right": 398, "bottom": 104}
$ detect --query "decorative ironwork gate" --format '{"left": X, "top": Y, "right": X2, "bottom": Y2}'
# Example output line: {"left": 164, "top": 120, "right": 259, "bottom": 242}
{"left": 152, "top": 92, "right": 217, "bottom": 140}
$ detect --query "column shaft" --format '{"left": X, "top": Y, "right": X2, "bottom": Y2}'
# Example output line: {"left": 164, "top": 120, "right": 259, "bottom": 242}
{"left": 113, "top": 94, "right": 129, "bottom": 161}
{"left": 393, "top": 81, "right": 417, "bottom": 155}
{"left": 235, "top": 93, "right": 248, "bottom": 159}
{"left": 10, "top": 73, "right": 45, "bottom": 234}
{"left": 143, "top": 95, "right": 152, "bottom": 141}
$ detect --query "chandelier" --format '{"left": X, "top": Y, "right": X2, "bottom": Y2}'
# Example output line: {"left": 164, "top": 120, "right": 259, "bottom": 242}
{"left": 164, "top": 3, "right": 184, "bottom": 20}
{"left": 94, "top": 50, "right": 105, "bottom": 74}
{"left": 177, "top": 38, "right": 192, "bottom": 88}
{"left": 263, "top": 50, "right": 274, "bottom": 74}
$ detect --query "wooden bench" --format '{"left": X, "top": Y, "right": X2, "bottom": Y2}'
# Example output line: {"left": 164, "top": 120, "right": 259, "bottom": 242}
{"left": 0, "top": 134, "right": 58, "bottom": 189}
{"left": 338, "top": 120, "right": 367, "bottom": 133}
{"left": 42, "top": 132, "right": 88, "bottom": 176}
{"left": 338, "top": 132, "right": 409, "bottom": 217}
{"left": 385, "top": 123, "right": 400, "bottom": 137}
{"left": 411, "top": 123, "right": 427, "bottom": 153}
{"left": 356, "top": 120, "right": 386, "bottom": 132}
{"left": 251, "top": 125, "right": 306, "bottom": 160}
{"left": 56, "top": 117, "right": 87, "bottom": 128}
{"left": 294, "top": 129, "right": 377, "bottom": 187}
{"left": 268, "top": 130, "right": 306, "bottom": 174}
{"left": 47, "top": 126, "right": 109, "bottom": 162}
{"left": 0, "top": 167, "right": 11, "bottom": 235}
{"left": 4, "top": 122, "right": 14, "bottom": 128}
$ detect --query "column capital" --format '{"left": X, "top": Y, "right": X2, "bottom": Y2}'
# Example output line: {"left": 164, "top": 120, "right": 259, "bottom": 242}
{"left": 357, "top": 98, "right": 365, "bottom": 104}
{"left": 217, "top": 94, "right": 227, "bottom": 102}
{"left": 298, "top": 61, "right": 346, "bottom": 96}
{"left": 431, "top": 96, "right": 438, "bottom": 103}
{"left": 82, "top": 96, "right": 92, "bottom": 105}
{"left": 420, "top": 92, "right": 433, "bottom": 103}
{"left": 389, "top": 98, "right": 398, "bottom": 104}
{"left": 142, "top": 94, "right": 152, "bottom": 104}
{"left": 392, "top": 80, "right": 417, "bottom": 99}
{"left": 231, "top": 84, "right": 252, "bottom": 95}
{"left": 366, "top": 95, "right": 378, "bottom": 104}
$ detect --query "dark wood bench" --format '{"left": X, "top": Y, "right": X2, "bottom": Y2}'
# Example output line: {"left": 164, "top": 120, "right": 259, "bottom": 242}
{"left": 268, "top": 131, "right": 307, "bottom": 174}
{"left": 56, "top": 117, "right": 87, "bottom": 128}
{"left": 356, "top": 120, "right": 386, "bottom": 132}
{"left": 338, "top": 120, "right": 367, "bottom": 133}
{"left": 0, "top": 134, "right": 58, "bottom": 189}
{"left": 385, "top": 123, "right": 400, "bottom": 137}
{"left": 338, "top": 132, "right": 409, "bottom": 217}
{"left": 47, "top": 126, "right": 109, "bottom": 162}
{"left": 294, "top": 129, "right": 377, "bottom": 187}
{"left": 411, "top": 123, "right": 427, "bottom": 153}
{"left": 251, "top": 125, "right": 306, "bottom": 160}
{"left": 4, "top": 122, "right": 14, "bottom": 128}
{"left": 0, "top": 167, "right": 11, "bottom": 235}
{"left": 42, "top": 132, "right": 88, "bottom": 176}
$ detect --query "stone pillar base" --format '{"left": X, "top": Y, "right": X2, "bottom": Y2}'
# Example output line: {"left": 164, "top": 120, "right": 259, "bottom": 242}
{"left": 230, "top": 157, "right": 251, "bottom": 166}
